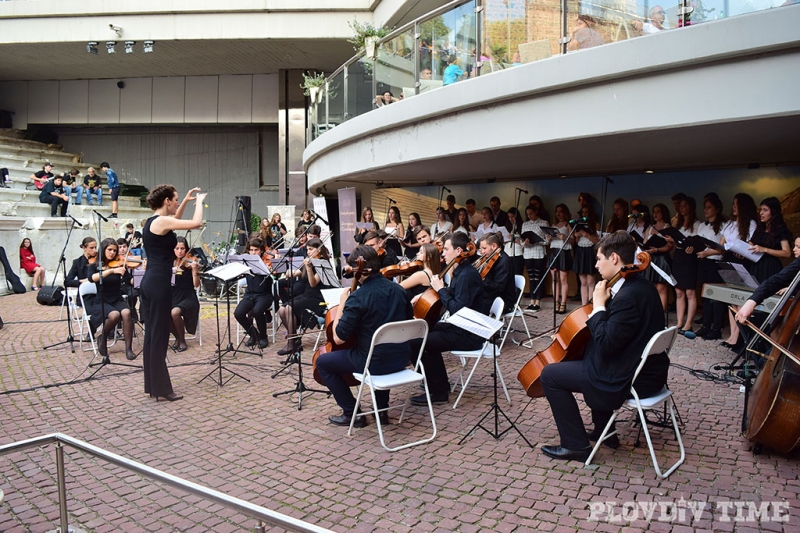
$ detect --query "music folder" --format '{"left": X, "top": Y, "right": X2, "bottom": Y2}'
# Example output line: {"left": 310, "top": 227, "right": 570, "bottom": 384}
{"left": 520, "top": 231, "right": 545, "bottom": 244}
{"left": 206, "top": 261, "right": 251, "bottom": 281}
{"left": 228, "top": 254, "right": 271, "bottom": 276}
{"left": 654, "top": 226, "right": 686, "bottom": 245}
{"left": 446, "top": 307, "right": 503, "bottom": 340}
{"left": 643, "top": 234, "right": 667, "bottom": 250}
{"left": 630, "top": 230, "right": 645, "bottom": 246}
{"left": 540, "top": 227, "right": 561, "bottom": 238}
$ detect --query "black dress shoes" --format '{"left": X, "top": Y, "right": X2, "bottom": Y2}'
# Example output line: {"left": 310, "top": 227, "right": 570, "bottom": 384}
{"left": 541, "top": 445, "right": 592, "bottom": 462}
{"left": 586, "top": 429, "right": 620, "bottom": 449}
{"left": 329, "top": 413, "right": 367, "bottom": 428}
{"left": 411, "top": 393, "right": 449, "bottom": 406}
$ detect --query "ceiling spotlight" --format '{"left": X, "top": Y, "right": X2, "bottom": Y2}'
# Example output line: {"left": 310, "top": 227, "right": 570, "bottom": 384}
{"left": 644, "top": 170, "right": 654, "bottom": 174}
{"left": 143, "top": 40, "right": 154, "bottom": 54}
{"left": 106, "top": 41, "right": 116, "bottom": 54}
{"left": 87, "top": 41, "right": 99, "bottom": 55}
{"left": 124, "top": 41, "right": 135, "bottom": 54}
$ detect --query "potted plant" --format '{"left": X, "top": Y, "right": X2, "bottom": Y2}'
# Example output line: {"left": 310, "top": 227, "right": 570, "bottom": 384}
{"left": 301, "top": 71, "right": 326, "bottom": 103}
{"left": 347, "top": 20, "right": 392, "bottom": 56}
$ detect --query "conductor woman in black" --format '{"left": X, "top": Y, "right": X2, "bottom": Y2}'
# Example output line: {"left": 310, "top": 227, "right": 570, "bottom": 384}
{"left": 540, "top": 231, "right": 669, "bottom": 461}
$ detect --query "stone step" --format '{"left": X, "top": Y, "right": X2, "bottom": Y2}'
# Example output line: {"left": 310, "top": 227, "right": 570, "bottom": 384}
{"left": 0, "top": 201, "right": 149, "bottom": 219}
{"left": 0, "top": 187, "right": 143, "bottom": 208}
{"left": 0, "top": 144, "right": 87, "bottom": 167}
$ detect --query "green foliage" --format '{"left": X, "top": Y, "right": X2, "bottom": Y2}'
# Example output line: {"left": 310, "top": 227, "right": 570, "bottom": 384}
{"left": 418, "top": 16, "right": 451, "bottom": 45}
{"left": 347, "top": 20, "right": 392, "bottom": 52}
{"left": 250, "top": 213, "right": 261, "bottom": 234}
{"left": 300, "top": 71, "right": 326, "bottom": 96}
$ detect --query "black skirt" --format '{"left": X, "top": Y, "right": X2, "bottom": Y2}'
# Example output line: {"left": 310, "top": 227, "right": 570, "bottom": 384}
{"left": 572, "top": 246, "right": 596, "bottom": 275}
{"left": 644, "top": 252, "right": 672, "bottom": 285}
{"left": 548, "top": 247, "right": 573, "bottom": 272}
{"left": 671, "top": 248, "right": 697, "bottom": 290}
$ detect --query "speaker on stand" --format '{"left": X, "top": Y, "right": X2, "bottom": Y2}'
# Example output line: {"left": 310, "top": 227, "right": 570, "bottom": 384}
{"left": 235, "top": 196, "right": 251, "bottom": 253}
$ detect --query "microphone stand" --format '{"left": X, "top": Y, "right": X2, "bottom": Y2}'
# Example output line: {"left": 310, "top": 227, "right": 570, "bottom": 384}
{"left": 531, "top": 222, "right": 582, "bottom": 332}
{"left": 43, "top": 217, "right": 80, "bottom": 353}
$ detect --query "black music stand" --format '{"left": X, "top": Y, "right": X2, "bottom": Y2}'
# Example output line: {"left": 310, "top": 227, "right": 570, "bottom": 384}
{"left": 532, "top": 223, "right": 582, "bottom": 331}
{"left": 44, "top": 216, "right": 81, "bottom": 353}
{"left": 450, "top": 308, "right": 533, "bottom": 447}
{"left": 198, "top": 261, "right": 253, "bottom": 386}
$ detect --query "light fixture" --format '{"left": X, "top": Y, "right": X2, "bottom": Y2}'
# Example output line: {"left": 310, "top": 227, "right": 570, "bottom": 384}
{"left": 143, "top": 40, "right": 154, "bottom": 54}
{"left": 644, "top": 170, "right": 654, "bottom": 174}
{"left": 106, "top": 41, "right": 116, "bottom": 54}
{"left": 87, "top": 41, "right": 99, "bottom": 55}
{"left": 124, "top": 41, "right": 135, "bottom": 54}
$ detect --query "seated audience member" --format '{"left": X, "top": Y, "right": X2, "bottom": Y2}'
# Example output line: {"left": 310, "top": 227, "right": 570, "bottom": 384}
{"left": 568, "top": 15, "right": 605, "bottom": 51}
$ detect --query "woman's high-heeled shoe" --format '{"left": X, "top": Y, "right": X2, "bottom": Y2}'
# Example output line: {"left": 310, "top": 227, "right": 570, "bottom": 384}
{"left": 276, "top": 338, "right": 301, "bottom": 356}
{"left": 156, "top": 392, "right": 183, "bottom": 402}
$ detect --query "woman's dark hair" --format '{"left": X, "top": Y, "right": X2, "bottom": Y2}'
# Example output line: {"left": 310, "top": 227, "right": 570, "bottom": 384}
{"left": 146, "top": 184, "right": 177, "bottom": 209}
{"left": 632, "top": 204, "right": 651, "bottom": 229}
{"left": 80, "top": 236, "right": 97, "bottom": 249}
{"left": 530, "top": 195, "right": 550, "bottom": 223}
{"left": 453, "top": 208, "right": 470, "bottom": 232}
{"left": 579, "top": 204, "right": 599, "bottom": 236}
{"left": 388, "top": 206, "right": 401, "bottom": 224}
{"left": 704, "top": 196, "right": 727, "bottom": 234}
{"left": 408, "top": 212, "right": 421, "bottom": 227}
{"left": 347, "top": 245, "right": 380, "bottom": 273}
{"left": 413, "top": 225, "right": 431, "bottom": 238}
{"left": 421, "top": 243, "right": 442, "bottom": 276}
{"left": 246, "top": 237, "right": 265, "bottom": 252}
{"left": 555, "top": 204, "right": 572, "bottom": 223}
{"left": 606, "top": 198, "right": 630, "bottom": 233}
{"left": 19, "top": 238, "right": 33, "bottom": 253}
{"left": 733, "top": 193, "right": 758, "bottom": 241}
{"left": 525, "top": 204, "right": 539, "bottom": 220}
{"left": 676, "top": 197, "right": 698, "bottom": 231}
{"left": 99, "top": 238, "right": 119, "bottom": 266}
{"left": 652, "top": 203, "right": 671, "bottom": 225}
{"left": 306, "top": 238, "right": 330, "bottom": 260}
{"left": 760, "top": 197, "right": 788, "bottom": 246}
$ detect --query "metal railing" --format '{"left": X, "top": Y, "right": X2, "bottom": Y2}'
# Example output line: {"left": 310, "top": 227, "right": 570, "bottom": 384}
{"left": 0, "top": 433, "right": 333, "bottom": 533}
{"left": 309, "top": 0, "right": 791, "bottom": 142}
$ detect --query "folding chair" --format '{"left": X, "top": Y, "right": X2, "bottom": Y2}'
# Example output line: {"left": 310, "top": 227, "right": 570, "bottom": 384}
{"left": 235, "top": 277, "right": 247, "bottom": 345}
{"left": 182, "top": 287, "right": 203, "bottom": 346}
{"left": 502, "top": 275, "right": 532, "bottom": 347}
{"left": 77, "top": 282, "right": 99, "bottom": 356}
{"left": 450, "top": 297, "right": 511, "bottom": 408}
{"left": 60, "top": 287, "right": 83, "bottom": 335}
{"left": 585, "top": 326, "right": 685, "bottom": 478}
{"left": 349, "top": 319, "right": 437, "bottom": 451}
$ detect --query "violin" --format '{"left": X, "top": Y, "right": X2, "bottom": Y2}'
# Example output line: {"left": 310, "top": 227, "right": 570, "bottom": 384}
{"left": 517, "top": 251, "right": 651, "bottom": 398}
{"left": 312, "top": 256, "right": 365, "bottom": 387}
{"left": 108, "top": 255, "right": 144, "bottom": 270}
{"left": 381, "top": 259, "right": 423, "bottom": 278}
{"left": 87, "top": 256, "right": 97, "bottom": 265}
{"left": 413, "top": 242, "right": 477, "bottom": 326}
{"left": 474, "top": 248, "right": 501, "bottom": 279}
{"left": 174, "top": 252, "right": 198, "bottom": 274}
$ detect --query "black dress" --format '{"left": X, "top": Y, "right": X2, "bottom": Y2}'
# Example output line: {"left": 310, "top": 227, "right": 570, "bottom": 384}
{"left": 748, "top": 226, "right": 792, "bottom": 282}
{"left": 87, "top": 264, "right": 128, "bottom": 331}
{"left": 291, "top": 263, "right": 335, "bottom": 328}
{"left": 671, "top": 222, "right": 700, "bottom": 290}
{"left": 140, "top": 215, "right": 178, "bottom": 397}
{"left": 171, "top": 266, "right": 200, "bottom": 335}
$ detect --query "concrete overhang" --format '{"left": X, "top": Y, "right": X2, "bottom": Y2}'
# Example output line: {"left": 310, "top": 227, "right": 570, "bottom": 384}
{"left": 304, "top": 6, "right": 800, "bottom": 195}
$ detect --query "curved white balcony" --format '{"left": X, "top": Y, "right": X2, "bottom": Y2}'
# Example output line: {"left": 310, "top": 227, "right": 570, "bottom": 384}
{"left": 304, "top": 6, "right": 800, "bottom": 193}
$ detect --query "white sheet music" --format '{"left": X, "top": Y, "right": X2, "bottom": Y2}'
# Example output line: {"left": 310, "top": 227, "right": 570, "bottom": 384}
{"left": 320, "top": 288, "right": 347, "bottom": 310}
{"left": 228, "top": 254, "right": 271, "bottom": 276}
{"left": 206, "top": 261, "right": 251, "bottom": 281}
{"left": 446, "top": 307, "right": 503, "bottom": 340}
{"left": 724, "top": 239, "right": 764, "bottom": 263}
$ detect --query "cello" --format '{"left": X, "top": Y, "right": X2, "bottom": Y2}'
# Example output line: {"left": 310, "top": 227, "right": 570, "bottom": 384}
{"left": 311, "top": 256, "right": 366, "bottom": 387}
{"left": 739, "top": 269, "right": 800, "bottom": 453}
{"left": 517, "top": 251, "right": 651, "bottom": 398}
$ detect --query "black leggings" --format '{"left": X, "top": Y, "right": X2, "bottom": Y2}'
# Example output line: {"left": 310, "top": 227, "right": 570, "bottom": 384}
{"left": 525, "top": 257, "right": 546, "bottom": 300}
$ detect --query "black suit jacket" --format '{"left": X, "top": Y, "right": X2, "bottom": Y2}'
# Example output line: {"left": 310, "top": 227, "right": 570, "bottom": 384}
{"left": 751, "top": 256, "right": 800, "bottom": 305}
{"left": 583, "top": 274, "right": 668, "bottom": 411}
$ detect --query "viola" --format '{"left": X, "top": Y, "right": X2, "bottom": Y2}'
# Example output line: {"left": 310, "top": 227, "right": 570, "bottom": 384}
{"left": 413, "top": 242, "right": 477, "bottom": 326}
{"left": 312, "top": 256, "right": 365, "bottom": 386}
{"left": 381, "top": 259, "right": 423, "bottom": 278}
{"left": 517, "top": 251, "right": 651, "bottom": 398}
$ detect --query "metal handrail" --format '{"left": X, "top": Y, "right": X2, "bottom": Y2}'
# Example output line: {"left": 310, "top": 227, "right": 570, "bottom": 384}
{"left": 0, "top": 433, "right": 333, "bottom": 533}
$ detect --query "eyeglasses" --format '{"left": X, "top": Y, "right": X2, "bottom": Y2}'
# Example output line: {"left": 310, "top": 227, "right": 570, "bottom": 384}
{"left": 654, "top": 10, "right": 666, "bottom": 14}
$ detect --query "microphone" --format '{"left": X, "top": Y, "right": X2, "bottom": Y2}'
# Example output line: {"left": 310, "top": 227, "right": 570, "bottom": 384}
{"left": 387, "top": 197, "right": 397, "bottom": 204}
{"left": 311, "top": 210, "right": 329, "bottom": 226}
{"left": 68, "top": 214, "right": 83, "bottom": 228}
{"left": 516, "top": 188, "right": 529, "bottom": 194}
{"left": 93, "top": 210, "right": 108, "bottom": 222}
{"left": 628, "top": 213, "right": 643, "bottom": 219}
{"left": 442, "top": 186, "right": 451, "bottom": 193}
{"left": 568, "top": 217, "right": 587, "bottom": 225}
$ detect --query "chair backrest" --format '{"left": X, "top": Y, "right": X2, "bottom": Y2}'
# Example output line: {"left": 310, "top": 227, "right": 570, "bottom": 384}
{"left": 514, "top": 275, "right": 525, "bottom": 293}
{"left": 78, "top": 282, "right": 97, "bottom": 298}
{"left": 488, "top": 296, "right": 504, "bottom": 320}
{"left": 630, "top": 326, "right": 678, "bottom": 384}
{"left": 364, "top": 318, "right": 429, "bottom": 374}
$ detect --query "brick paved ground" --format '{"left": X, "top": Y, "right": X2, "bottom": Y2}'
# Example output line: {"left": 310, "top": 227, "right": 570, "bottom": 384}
{"left": 0, "top": 291, "right": 798, "bottom": 532}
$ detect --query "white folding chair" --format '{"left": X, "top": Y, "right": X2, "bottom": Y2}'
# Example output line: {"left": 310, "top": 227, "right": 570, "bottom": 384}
{"left": 449, "top": 297, "right": 511, "bottom": 408}
{"left": 234, "top": 278, "right": 248, "bottom": 344}
{"left": 585, "top": 326, "right": 685, "bottom": 478}
{"left": 349, "top": 319, "right": 437, "bottom": 451}
{"left": 60, "top": 287, "right": 83, "bottom": 335}
{"left": 77, "top": 282, "right": 99, "bottom": 356}
{"left": 502, "top": 275, "right": 532, "bottom": 347}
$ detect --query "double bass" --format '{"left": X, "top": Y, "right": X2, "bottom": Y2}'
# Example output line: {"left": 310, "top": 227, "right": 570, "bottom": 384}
{"left": 517, "top": 251, "right": 651, "bottom": 398}
{"left": 311, "top": 256, "right": 366, "bottom": 387}
{"left": 739, "top": 268, "right": 800, "bottom": 453}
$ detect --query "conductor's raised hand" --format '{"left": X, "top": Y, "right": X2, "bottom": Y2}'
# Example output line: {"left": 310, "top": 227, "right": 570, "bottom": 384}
{"left": 183, "top": 187, "right": 202, "bottom": 203}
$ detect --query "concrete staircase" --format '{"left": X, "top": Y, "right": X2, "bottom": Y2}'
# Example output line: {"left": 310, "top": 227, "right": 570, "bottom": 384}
{"left": 0, "top": 129, "right": 152, "bottom": 294}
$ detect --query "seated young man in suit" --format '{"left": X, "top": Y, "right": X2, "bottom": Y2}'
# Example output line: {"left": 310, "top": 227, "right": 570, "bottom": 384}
{"left": 540, "top": 230, "right": 669, "bottom": 461}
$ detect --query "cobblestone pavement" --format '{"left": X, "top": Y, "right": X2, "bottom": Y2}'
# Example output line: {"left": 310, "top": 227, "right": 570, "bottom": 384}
{"left": 0, "top": 292, "right": 798, "bottom": 532}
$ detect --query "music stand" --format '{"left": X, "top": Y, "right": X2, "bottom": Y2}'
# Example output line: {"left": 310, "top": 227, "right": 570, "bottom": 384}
{"left": 450, "top": 307, "right": 533, "bottom": 447}
{"left": 198, "top": 261, "right": 252, "bottom": 387}
{"left": 44, "top": 216, "right": 81, "bottom": 353}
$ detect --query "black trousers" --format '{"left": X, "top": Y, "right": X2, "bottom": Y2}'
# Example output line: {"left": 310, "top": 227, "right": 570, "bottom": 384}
{"left": 541, "top": 360, "right": 667, "bottom": 449}
{"left": 699, "top": 258, "right": 726, "bottom": 331}
{"left": 410, "top": 323, "right": 483, "bottom": 397}
{"left": 234, "top": 293, "right": 272, "bottom": 338}
{"left": 41, "top": 196, "right": 67, "bottom": 216}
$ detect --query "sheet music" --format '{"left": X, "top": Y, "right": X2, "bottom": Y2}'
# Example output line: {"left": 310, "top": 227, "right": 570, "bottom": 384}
{"left": 228, "top": 254, "right": 271, "bottom": 276}
{"left": 724, "top": 239, "right": 764, "bottom": 263}
{"left": 718, "top": 262, "right": 760, "bottom": 289}
{"left": 445, "top": 307, "right": 503, "bottom": 340}
{"left": 320, "top": 288, "right": 347, "bottom": 310}
{"left": 206, "top": 261, "right": 251, "bottom": 281}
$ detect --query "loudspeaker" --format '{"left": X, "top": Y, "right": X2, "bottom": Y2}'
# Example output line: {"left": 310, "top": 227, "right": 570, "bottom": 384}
{"left": 235, "top": 196, "right": 251, "bottom": 248}
{"left": 37, "top": 286, "right": 64, "bottom": 306}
